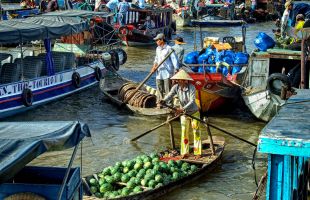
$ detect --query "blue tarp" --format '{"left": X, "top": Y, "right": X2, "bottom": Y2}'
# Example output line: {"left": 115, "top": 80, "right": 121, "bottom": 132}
{"left": 0, "top": 121, "right": 90, "bottom": 183}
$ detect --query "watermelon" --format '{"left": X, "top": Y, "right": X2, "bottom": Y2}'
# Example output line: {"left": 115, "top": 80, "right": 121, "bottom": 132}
{"left": 99, "top": 183, "right": 113, "bottom": 193}
{"left": 148, "top": 179, "right": 156, "bottom": 188}
{"left": 155, "top": 183, "right": 164, "bottom": 188}
{"left": 143, "top": 156, "right": 151, "bottom": 163}
{"left": 155, "top": 174, "right": 163, "bottom": 183}
{"left": 134, "top": 163, "right": 142, "bottom": 170}
{"left": 136, "top": 172, "right": 144, "bottom": 179}
{"left": 111, "top": 166, "right": 119, "bottom": 174}
{"left": 89, "top": 178, "right": 97, "bottom": 186}
{"left": 176, "top": 160, "right": 183, "bottom": 167}
{"left": 140, "top": 178, "right": 149, "bottom": 187}
{"left": 121, "top": 187, "right": 130, "bottom": 196}
{"left": 115, "top": 161, "right": 122, "bottom": 168}
{"left": 126, "top": 160, "right": 135, "bottom": 169}
{"left": 94, "top": 192, "right": 102, "bottom": 198}
{"left": 153, "top": 164, "right": 160, "bottom": 172}
{"left": 102, "top": 167, "right": 111, "bottom": 176}
{"left": 169, "top": 166, "right": 177, "bottom": 173}
{"left": 181, "top": 162, "right": 190, "bottom": 171}
{"left": 149, "top": 152, "right": 157, "bottom": 159}
{"left": 113, "top": 172, "right": 122, "bottom": 182}
{"left": 143, "top": 162, "right": 152, "bottom": 170}
{"left": 152, "top": 157, "right": 160, "bottom": 163}
{"left": 172, "top": 172, "right": 179, "bottom": 180}
{"left": 121, "top": 174, "right": 130, "bottom": 183}
{"left": 104, "top": 175, "right": 114, "bottom": 184}
{"left": 98, "top": 178, "right": 105, "bottom": 186}
{"left": 190, "top": 164, "right": 198, "bottom": 172}
{"left": 122, "top": 160, "right": 129, "bottom": 167}
{"left": 90, "top": 186, "right": 97, "bottom": 194}
{"left": 128, "top": 170, "right": 137, "bottom": 177}
{"left": 135, "top": 158, "right": 143, "bottom": 164}
{"left": 134, "top": 177, "right": 141, "bottom": 185}
{"left": 133, "top": 186, "right": 143, "bottom": 193}
{"left": 123, "top": 167, "right": 129, "bottom": 174}
{"left": 127, "top": 180, "right": 136, "bottom": 189}
{"left": 168, "top": 160, "right": 175, "bottom": 167}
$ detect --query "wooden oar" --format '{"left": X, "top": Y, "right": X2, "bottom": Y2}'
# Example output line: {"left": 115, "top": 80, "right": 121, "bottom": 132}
{"left": 162, "top": 103, "right": 257, "bottom": 147}
{"left": 130, "top": 114, "right": 180, "bottom": 141}
{"left": 123, "top": 49, "right": 175, "bottom": 104}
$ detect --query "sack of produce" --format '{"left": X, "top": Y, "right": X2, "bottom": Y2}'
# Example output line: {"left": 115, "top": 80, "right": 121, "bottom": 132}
{"left": 184, "top": 51, "right": 199, "bottom": 64}
{"left": 254, "top": 32, "right": 275, "bottom": 52}
{"left": 234, "top": 52, "right": 249, "bottom": 64}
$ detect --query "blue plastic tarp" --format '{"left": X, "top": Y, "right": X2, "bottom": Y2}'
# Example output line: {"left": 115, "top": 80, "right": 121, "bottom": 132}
{"left": 0, "top": 121, "right": 90, "bottom": 183}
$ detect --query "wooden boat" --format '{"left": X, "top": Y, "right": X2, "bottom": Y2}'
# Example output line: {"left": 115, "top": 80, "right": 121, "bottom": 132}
{"left": 83, "top": 136, "right": 225, "bottom": 200}
{"left": 242, "top": 89, "right": 285, "bottom": 122}
{"left": 114, "top": 8, "right": 174, "bottom": 47}
{"left": 188, "top": 71, "right": 244, "bottom": 113}
{"left": 0, "top": 121, "right": 90, "bottom": 199}
{"left": 99, "top": 75, "right": 171, "bottom": 116}
{"left": 191, "top": 15, "right": 244, "bottom": 27}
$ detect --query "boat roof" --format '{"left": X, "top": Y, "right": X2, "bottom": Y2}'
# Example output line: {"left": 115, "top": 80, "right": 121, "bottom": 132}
{"left": 0, "top": 15, "right": 89, "bottom": 44}
{"left": 0, "top": 121, "right": 90, "bottom": 183}
{"left": 43, "top": 10, "right": 113, "bottom": 18}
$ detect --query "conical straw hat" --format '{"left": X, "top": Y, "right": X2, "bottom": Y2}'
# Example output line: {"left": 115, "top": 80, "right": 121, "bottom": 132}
{"left": 170, "top": 69, "right": 193, "bottom": 81}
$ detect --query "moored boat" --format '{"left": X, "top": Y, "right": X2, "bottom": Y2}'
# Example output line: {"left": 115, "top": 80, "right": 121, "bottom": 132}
{"left": 83, "top": 136, "right": 225, "bottom": 199}
{"left": 191, "top": 15, "right": 244, "bottom": 27}
{"left": 99, "top": 75, "right": 171, "bottom": 116}
{"left": 114, "top": 8, "right": 174, "bottom": 47}
{"left": 0, "top": 14, "right": 126, "bottom": 118}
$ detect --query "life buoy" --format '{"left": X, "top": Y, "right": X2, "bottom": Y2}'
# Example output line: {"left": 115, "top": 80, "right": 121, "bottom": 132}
{"left": 72, "top": 72, "right": 81, "bottom": 88}
{"left": 94, "top": 66, "right": 102, "bottom": 81}
{"left": 267, "top": 73, "right": 291, "bottom": 96}
{"left": 22, "top": 88, "right": 33, "bottom": 107}
{"left": 109, "top": 50, "right": 120, "bottom": 71}
{"left": 118, "top": 26, "right": 129, "bottom": 36}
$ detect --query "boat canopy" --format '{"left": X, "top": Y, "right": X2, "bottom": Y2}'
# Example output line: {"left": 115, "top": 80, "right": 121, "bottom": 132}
{"left": 0, "top": 121, "right": 91, "bottom": 183}
{"left": 0, "top": 15, "right": 89, "bottom": 44}
{"left": 43, "top": 10, "right": 113, "bottom": 18}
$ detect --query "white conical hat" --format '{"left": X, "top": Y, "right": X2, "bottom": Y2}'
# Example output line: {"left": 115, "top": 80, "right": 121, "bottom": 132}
{"left": 170, "top": 69, "right": 193, "bottom": 81}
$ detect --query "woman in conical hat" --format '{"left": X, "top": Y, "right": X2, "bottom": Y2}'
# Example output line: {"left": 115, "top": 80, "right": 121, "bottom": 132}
{"left": 160, "top": 69, "right": 201, "bottom": 158}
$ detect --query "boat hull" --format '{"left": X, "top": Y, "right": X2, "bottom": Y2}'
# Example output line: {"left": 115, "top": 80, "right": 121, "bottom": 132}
{"left": 191, "top": 19, "right": 244, "bottom": 27}
{"left": 0, "top": 61, "right": 106, "bottom": 118}
{"left": 242, "top": 89, "right": 285, "bottom": 122}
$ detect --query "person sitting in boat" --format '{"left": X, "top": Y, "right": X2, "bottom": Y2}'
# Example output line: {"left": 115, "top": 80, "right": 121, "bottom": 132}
{"left": 293, "top": 14, "right": 305, "bottom": 42}
{"left": 172, "top": 36, "right": 186, "bottom": 68}
{"left": 118, "top": 0, "right": 130, "bottom": 26}
{"left": 143, "top": 16, "right": 156, "bottom": 29}
{"left": 159, "top": 69, "right": 201, "bottom": 159}
{"left": 151, "top": 33, "right": 179, "bottom": 108}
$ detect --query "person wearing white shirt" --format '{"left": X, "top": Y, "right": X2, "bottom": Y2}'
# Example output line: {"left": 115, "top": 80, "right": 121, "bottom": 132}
{"left": 151, "top": 33, "right": 179, "bottom": 107}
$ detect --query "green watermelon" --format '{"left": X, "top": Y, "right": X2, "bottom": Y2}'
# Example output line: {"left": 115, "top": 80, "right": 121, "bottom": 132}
{"left": 98, "top": 178, "right": 105, "bottom": 186}
{"left": 153, "top": 164, "right": 161, "bottom": 172}
{"left": 97, "top": 173, "right": 104, "bottom": 179}
{"left": 134, "top": 177, "right": 141, "bottom": 185}
{"left": 136, "top": 172, "right": 144, "bottom": 179}
{"left": 143, "top": 156, "right": 151, "bottom": 163}
{"left": 94, "top": 192, "right": 102, "bottom": 198}
{"left": 152, "top": 157, "right": 160, "bottom": 164}
{"left": 121, "top": 187, "right": 130, "bottom": 196}
{"left": 99, "top": 183, "right": 113, "bottom": 193}
{"left": 90, "top": 186, "right": 97, "bottom": 194}
{"left": 172, "top": 172, "right": 179, "bottom": 180}
{"left": 176, "top": 160, "right": 183, "bottom": 167}
{"left": 155, "top": 183, "right": 164, "bottom": 188}
{"left": 148, "top": 180, "right": 156, "bottom": 188}
{"left": 149, "top": 152, "right": 157, "bottom": 159}
{"left": 122, "top": 160, "right": 129, "bottom": 167}
{"left": 140, "top": 178, "right": 149, "bottom": 187}
{"left": 123, "top": 167, "right": 129, "bottom": 174}
{"left": 181, "top": 162, "right": 190, "bottom": 171}
{"left": 127, "top": 180, "right": 136, "bottom": 189}
{"left": 121, "top": 174, "right": 130, "bottom": 183}
{"left": 110, "top": 166, "right": 119, "bottom": 175}
{"left": 190, "top": 164, "right": 198, "bottom": 172}
{"left": 115, "top": 161, "right": 122, "bottom": 168}
{"left": 135, "top": 158, "right": 143, "bottom": 164}
{"left": 170, "top": 166, "right": 177, "bottom": 173}
{"left": 89, "top": 178, "right": 97, "bottom": 186}
{"left": 113, "top": 172, "right": 122, "bottom": 182}
{"left": 168, "top": 160, "right": 175, "bottom": 167}
{"left": 128, "top": 170, "right": 137, "bottom": 177}
{"left": 143, "top": 162, "right": 152, "bottom": 170}
{"left": 104, "top": 175, "right": 114, "bottom": 184}
{"left": 134, "top": 163, "right": 142, "bottom": 170}
{"left": 133, "top": 186, "right": 143, "bottom": 193}
{"left": 155, "top": 174, "right": 163, "bottom": 183}
{"left": 102, "top": 167, "right": 111, "bottom": 176}
{"left": 138, "top": 168, "right": 146, "bottom": 174}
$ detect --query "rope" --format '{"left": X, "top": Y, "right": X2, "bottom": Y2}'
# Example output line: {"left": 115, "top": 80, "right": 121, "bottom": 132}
{"left": 252, "top": 172, "right": 268, "bottom": 200}
{"left": 252, "top": 147, "right": 258, "bottom": 187}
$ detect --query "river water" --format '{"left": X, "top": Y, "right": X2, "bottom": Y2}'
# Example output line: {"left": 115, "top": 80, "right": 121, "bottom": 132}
{"left": 5, "top": 22, "right": 275, "bottom": 199}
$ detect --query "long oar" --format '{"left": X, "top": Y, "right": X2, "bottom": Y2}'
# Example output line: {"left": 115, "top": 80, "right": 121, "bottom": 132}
{"left": 162, "top": 103, "right": 257, "bottom": 147}
{"left": 123, "top": 49, "right": 175, "bottom": 104}
{"left": 130, "top": 114, "right": 180, "bottom": 142}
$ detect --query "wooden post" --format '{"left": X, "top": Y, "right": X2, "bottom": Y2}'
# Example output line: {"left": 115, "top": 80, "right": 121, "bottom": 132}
{"left": 301, "top": 39, "right": 305, "bottom": 89}
{"left": 168, "top": 115, "right": 175, "bottom": 149}
{"left": 203, "top": 117, "right": 215, "bottom": 155}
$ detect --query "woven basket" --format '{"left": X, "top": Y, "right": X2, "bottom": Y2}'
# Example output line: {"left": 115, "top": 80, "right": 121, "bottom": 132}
{"left": 4, "top": 192, "right": 46, "bottom": 200}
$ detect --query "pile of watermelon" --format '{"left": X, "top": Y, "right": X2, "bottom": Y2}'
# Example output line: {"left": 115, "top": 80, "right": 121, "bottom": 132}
{"left": 87, "top": 153, "right": 199, "bottom": 199}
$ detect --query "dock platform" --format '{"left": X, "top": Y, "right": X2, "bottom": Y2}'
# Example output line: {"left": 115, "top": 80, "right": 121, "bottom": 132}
{"left": 258, "top": 89, "right": 310, "bottom": 200}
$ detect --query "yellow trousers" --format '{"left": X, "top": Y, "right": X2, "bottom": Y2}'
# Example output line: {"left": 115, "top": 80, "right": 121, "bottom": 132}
{"left": 180, "top": 111, "right": 201, "bottom": 156}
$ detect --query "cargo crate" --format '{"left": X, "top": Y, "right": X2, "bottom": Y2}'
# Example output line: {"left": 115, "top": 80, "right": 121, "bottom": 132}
{"left": 0, "top": 166, "right": 82, "bottom": 200}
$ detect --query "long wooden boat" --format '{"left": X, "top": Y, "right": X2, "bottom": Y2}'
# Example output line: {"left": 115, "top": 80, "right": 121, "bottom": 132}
{"left": 114, "top": 8, "right": 174, "bottom": 47}
{"left": 242, "top": 89, "right": 285, "bottom": 122}
{"left": 99, "top": 75, "right": 171, "bottom": 116}
{"left": 83, "top": 136, "right": 225, "bottom": 200}
{"left": 191, "top": 15, "right": 244, "bottom": 27}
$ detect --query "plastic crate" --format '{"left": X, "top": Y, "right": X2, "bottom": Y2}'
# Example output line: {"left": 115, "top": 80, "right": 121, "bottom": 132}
{"left": 0, "top": 166, "right": 82, "bottom": 200}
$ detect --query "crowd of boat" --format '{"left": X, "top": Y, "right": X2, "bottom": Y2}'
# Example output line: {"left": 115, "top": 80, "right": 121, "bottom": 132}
{"left": 0, "top": 0, "right": 309, "bottom": 199}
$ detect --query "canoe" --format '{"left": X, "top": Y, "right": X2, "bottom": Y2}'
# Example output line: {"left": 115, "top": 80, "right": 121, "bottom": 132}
{"left": 83, "top": 136, "right": 225, "bottom": 200}
{"left": 242, "top": 89, "right": 285, "bottom": 122}
{"left": 99, "top": 75, "right": 171, "bottom": 116}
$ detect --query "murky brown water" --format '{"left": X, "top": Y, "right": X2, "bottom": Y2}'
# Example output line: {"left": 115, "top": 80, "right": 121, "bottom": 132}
{"left": 5, "top": 22, "right": 276, "bottom": 199}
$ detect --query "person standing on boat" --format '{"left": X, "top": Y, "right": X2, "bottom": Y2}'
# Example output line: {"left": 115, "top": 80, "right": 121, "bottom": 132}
{"left": 159, "top": 69, "right": 201, "bottom": 158}
{"left": 118, "top": 0, "right": 130, "bottom": 26}
{"left": 151, "top": 33, "right": 179, "bottom": 108}
{"left": 106, "top": 0, "right": 119, "bottom": 13}
{"left": 172, "top": 36, "right": 186, "bottom": 68}
{"left": 281, "top": 0, "right": 293, "bottom": 38}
